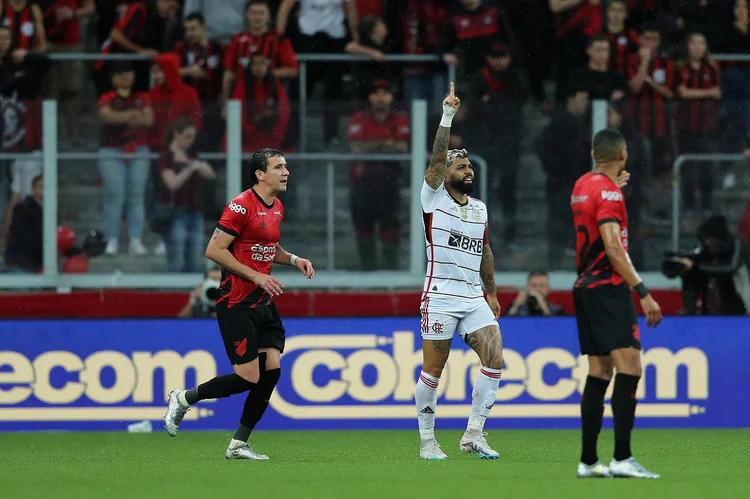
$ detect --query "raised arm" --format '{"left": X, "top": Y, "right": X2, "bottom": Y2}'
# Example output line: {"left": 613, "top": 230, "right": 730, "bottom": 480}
{"left": 424, "top": 82, "right": 460, "bottom": 189}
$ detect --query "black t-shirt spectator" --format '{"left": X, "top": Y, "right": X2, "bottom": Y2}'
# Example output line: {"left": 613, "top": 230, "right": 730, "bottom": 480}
{"left": 4, "top": 196, "right": 42, "bottom": 272}
{"left": 570, "top": 66, "right": 627, "bottom": 100}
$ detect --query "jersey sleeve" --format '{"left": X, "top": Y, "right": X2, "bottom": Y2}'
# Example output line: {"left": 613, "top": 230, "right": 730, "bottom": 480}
{"left": 421, "top": 181, "right": 445, "bottom": 213}
{"left": 595, "top": 188, "right": 625, "bottom": 226}
{"left": 217, "top": 197, "right": 249, "bottom": 237}
{"left": 97, "top": 91, "right": 115, "bottom": 108}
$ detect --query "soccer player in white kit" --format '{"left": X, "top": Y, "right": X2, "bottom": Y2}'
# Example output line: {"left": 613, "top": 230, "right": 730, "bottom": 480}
{"left": 416, "top": 83, "right": 505, "bottom": 460}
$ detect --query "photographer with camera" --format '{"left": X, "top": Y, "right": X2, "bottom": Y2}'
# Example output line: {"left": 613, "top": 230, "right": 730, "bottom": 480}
{"left": 506, "top": 270, "right": 565, "bottom": 317}
{"left": 178, "top": 267, "right": 222, "bottom": 318}
{"left": 663, "top": 215, "right": 750, "bottom": 316}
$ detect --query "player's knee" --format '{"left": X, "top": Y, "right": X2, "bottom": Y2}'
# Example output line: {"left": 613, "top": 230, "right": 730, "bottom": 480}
{"left": 422, "top": 363, "right": 445, "bottom": 378}
{"left": 234, "top": 362, "right": 260, "bottom": 384}
{"left": 485, "top": 351, "right": 505, "bottom": 371}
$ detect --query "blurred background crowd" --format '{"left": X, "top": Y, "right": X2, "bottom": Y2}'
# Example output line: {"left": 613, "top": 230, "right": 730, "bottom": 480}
{"left": 1, "top": 0, "right": 750, "bottom": 312}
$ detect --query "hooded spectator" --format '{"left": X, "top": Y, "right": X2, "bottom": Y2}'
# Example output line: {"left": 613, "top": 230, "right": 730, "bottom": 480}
{"left": 149, "top": 52, "right": 203, "bottom": 151}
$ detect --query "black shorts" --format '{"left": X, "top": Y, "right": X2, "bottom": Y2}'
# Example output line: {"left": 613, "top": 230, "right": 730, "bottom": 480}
{"left": 216, "top": 301, "right": 286, "bottom": 365}
{"left": 573, "top": 284, "right": 641, "bottom": 356}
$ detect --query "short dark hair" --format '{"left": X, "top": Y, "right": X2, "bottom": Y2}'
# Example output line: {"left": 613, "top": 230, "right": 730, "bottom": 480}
{"left": 565, "top": 84, "right": 587, "bottom": 100}
{"left": 249, "top": 148, "right": 284, "bottom": 185}
{"left": 31, "top": 174, "right": 43, "bottom": 187}
{"left": 640, "top": 21, "right": 661, "bottom": 35}
{"left": 587, "top": 35, "right": 609, "bottom": 49}
{"left": 245, "top": 0, "right": 270, "bottom": 12}
{"left": 185, "top": 11, "right": 205, "bottom": 24}
{"left": 527, "top": 270, "right": 548, "bottom": 281}
{"left": 592, "top": 128, "right": 626, "bottom": 163}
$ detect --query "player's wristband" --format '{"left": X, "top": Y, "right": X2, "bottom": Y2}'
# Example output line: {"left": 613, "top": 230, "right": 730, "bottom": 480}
{"left": 290, "top": 254, "right": 299, "bottom": 267}
{"left": 633, "top": 282, "right": 649, "bottom": 299}
{"left": 439, "top": 112, "right": 454, "bottom": 128}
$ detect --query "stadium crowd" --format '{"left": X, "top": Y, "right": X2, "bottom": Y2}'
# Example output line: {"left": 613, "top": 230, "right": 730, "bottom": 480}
{"left": 1, "top": 0, "right": 750, "bottom": 279}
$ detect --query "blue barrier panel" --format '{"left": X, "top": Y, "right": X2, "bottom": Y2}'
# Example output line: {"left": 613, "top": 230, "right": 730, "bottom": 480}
{"left": 0, "top": 318, "right": 748, "bottom": 431}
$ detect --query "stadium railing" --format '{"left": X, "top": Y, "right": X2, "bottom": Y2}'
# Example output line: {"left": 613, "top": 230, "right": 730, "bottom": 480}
{"left": 44, "top": 52, "right": 457, "bottom": 152}
{"left": 670, "top": 154, "right": 746, "bottom": 251}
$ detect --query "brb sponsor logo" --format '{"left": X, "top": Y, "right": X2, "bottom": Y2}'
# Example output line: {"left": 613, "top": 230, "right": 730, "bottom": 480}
{"left": 271, "top": 331, "right": 709, "bottom": 420}
{"left": 0, "top": 350, "right": 218, "bottom": 422}
{"left": 601, "top": 190, "right": 623, "bottom": 202}
{"left": 251, "top": 244, "right": 276, "bottom": 262}
{"left": 228, "top": 202, "right": 246, "bottom": 214}
{"left": 447, "top": 231, "right": 483, "bottom": 254}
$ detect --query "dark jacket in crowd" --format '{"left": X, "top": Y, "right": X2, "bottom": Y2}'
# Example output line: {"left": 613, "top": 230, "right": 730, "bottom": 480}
{"left": 5, "top": 196, "right": 43, "bottom": 272}
{"left": 681, "top": 216, "right": 750, "bottom": 316}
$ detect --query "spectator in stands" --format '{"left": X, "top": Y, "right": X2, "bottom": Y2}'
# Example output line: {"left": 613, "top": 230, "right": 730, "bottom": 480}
{"left": 607, "top": 100, "right": 650, "bottom": 269}
{"left": 182, "top": 0, "right": 249, "bottom": 43}
{"left": 506, "top": 270, "right": 565, "bottom": 316}
{"left": 673, "top": 215, "right": 750, "bottom": 315}
{"left": 569, "top": 35, "right": 627, "bottom": 101}
{"left": 536, "top": 85, "right": 591, "bottom": 269}
{"left": 149, "top": 53, "right": 203, "bottom": 151}
{"left": 502, "top": 0, "right": 552, "bottom": 106}
{"left": 0, "top": 24, "right": 50, "bottom": 244}
{"left": 440, "top": 0, "right": 507, "bottom": 81}
{"left": 384, "top": 0, "right": 449, "bottom": 116}
{"left": 97, "top": 62, "right": 154, "bottom": 256}
{"left": 277, "top": 0, "right": 359, "bottom": 147}
{"left": 41, "top": 1, "right": 94, "bottom": 149}
{"left": 627, "top": 22, "right": 675, "bottom": 220}
{"left": 95, "top": 0, "right": 181, "bottom": 94}
{"left": 228, "top": 52, "right": 290, "bottom": 162}
{"left": 158, "top": 117, "right": 215, "bottom": 273}
{"left": 347, "top": 16, "right": 392, "bottom": 102}
{"left": 469, "top": 41, "right": 527, "bottom": 246}
{"left": 174, "top": 12, "right": 224, "bottom": 151}
{"left": 178, "top": 266, "right": 222, "bottom": 318}
{"left": 347, "top": 79, "right": 409, "bottom": 270}
{"left": 677, "top": 32, "right": 721, "bottom": 221}
{"left": 95, "top": 0, "right": 138, "bottom": 48}
{"left": 715, "top": 0, "right": 750, "bottom": 142}
{"left": 0, "top": 0, "right": 47, "bottom": 53}
{"left": 4, "top": 174, "right": 42, "bottom": 273}
{"left": 603, "top": 0, "right": 639, "bottom": 77}
{"left": 549, "top": 0, "right": 602, "bottom": 103}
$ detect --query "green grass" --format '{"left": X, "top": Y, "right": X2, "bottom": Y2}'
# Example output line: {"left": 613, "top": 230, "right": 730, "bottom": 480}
{"left": 0, "top": 429, "right": 748, "bottom": 498}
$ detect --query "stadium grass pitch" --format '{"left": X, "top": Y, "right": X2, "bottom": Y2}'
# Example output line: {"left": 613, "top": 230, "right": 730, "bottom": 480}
{"left": 1, "top": 429, "right": 747, "bottom": 498}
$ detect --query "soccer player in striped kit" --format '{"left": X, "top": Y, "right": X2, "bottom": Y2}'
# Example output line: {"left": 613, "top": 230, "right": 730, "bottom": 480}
{"left": 416, "top": 83, "right": 505, "bottom": 460}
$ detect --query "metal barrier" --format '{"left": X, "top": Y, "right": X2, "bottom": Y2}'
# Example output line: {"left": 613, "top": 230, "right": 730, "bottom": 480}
{"left": 671, "top": 153, "right": 745, "bottom": 251}
{"left": 47, "top": 51, "right": 456, "bottom": 152}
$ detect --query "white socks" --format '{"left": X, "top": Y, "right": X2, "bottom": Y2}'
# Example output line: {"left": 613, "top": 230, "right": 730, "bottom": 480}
{"left": 177, "top": 390, "right": 190, "bottom": 407}
{"left": 415, "top": 371, "right": 440, "bottom": 441}
{"left": 466, "top": 366, "right": 502, "bottom": 435}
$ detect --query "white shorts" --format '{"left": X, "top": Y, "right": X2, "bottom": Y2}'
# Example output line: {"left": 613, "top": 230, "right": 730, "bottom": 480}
{"left": 419, "top": 296, "right": 498, "bottom": 341}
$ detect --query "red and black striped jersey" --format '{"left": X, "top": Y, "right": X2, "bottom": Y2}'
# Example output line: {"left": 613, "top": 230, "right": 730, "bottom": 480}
{"left": 572, "top": 172, "right": 629, "bottom": 289}
{"left": 173, "top": 40, "right": 224, "bottom": 101}
{"left": 627, "top": 53, "right": 675, "bottom": 138}
{"left": 95, "top": 2, "right": 150, "bottom": 72}
{"left": 603, "top": 28, "right": 639, "bottom": 76}
{"left": 41, "top": 0, "right": 81, "bottom": 46}
{"left": 677, "top": 61, "right": 721, "bottom": 134}
{"left": 225, "top": 30, "right": 298, "bottom": 74}
{"left": 0, "top": 1, "right": 38, "bottom": 50}
{"left": 216, "top": 189, "right": 284, "bottom": 308}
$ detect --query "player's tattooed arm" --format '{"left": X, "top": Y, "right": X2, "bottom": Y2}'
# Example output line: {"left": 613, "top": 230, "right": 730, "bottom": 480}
{"left": 480, "top": 243, "right": 497, "bottom": 297}
{"left": 424, "top": 82, "right": 459, "bottom": 190}
{"left": 466, "top": 326, "right": 504, "bottom": 369}
{"left": 424, "top": 125, "right": 451, "bottom": 189}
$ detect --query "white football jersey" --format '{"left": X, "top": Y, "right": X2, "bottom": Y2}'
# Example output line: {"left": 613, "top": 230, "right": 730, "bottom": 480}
{"left": 421, "top": 181, "right": 488, "bottom": 301}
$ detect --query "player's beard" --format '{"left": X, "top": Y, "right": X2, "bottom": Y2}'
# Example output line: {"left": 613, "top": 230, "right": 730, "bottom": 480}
{"left": 449, "top": 176, "right": 474, "bottom": 194}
